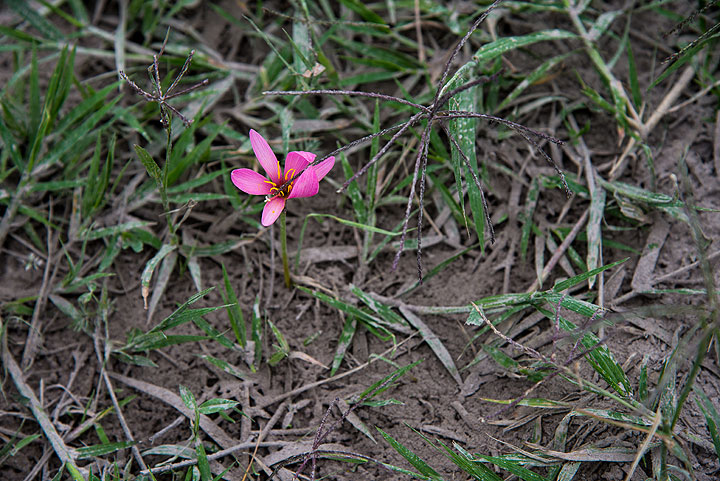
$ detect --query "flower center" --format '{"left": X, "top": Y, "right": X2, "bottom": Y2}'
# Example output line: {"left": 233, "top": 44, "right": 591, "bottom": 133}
{"left": 267, "top": 168, "right": 296, "bottom": 199}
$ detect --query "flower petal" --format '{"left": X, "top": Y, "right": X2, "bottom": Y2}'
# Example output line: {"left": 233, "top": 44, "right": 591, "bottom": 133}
{"left": 283, "top": 151, "right": 313, "bottom": 181}
{"left": 249, "top": 129, "right": 281, "bottom": 184}
{"left": 231, "top": 169, "right": 273, "bottom": 195}
{"left": 288, "top": 168, "right": 319, "bottom": 198}
{"left": 312, "top": 156, "right": 335, "bottom": 181}
{"left": 261, "top": 197, "right": 286, "bottom": 226}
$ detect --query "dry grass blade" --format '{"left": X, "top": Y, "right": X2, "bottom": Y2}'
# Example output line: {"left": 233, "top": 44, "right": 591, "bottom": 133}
{"left": 624, "top": 405, "right": 663, "bottom": 481}
{"left": 108, "top": 371, "right": 236, "bottom": 449}
{"left": 399, "top": 306, "right": 463, "bottom": 386}
{"left": 2, "top": 338, "right": 87, "bottom": 478}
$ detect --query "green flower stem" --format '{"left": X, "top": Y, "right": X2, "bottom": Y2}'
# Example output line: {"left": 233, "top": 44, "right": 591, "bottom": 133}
{"left": 280, "top": 210, "right": 291, "bottom": 288}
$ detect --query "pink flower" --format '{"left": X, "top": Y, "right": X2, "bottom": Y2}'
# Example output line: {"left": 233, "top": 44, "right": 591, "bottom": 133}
{"left": 231, "top": 130, "right": 335, "bottom": 226}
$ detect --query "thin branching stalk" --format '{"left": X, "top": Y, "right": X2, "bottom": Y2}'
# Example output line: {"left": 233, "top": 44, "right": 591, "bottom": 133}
{"left": 120, "top": 40, "right": 208, "bottom": 242}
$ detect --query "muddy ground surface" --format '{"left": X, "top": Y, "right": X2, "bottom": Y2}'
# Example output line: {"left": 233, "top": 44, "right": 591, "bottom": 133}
{"left": 1, "top": 1, "right": 720, "bottom": 480}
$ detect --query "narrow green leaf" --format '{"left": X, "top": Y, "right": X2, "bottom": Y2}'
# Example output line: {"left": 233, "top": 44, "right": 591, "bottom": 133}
{"left": 626, "top": 41, "right": 642, "bottom": 107}
{"left": 483, "top": 345, "right": 519, "bottom": 372}
{"left": 192, "top": 315, "right": 235, "bottom": 350}
{"left": 431, "top": 438, "right": 503, "bottom": 481}
{"left": 29, "top": 46, "right": 40, "bottom": 143}
{"left": 356, "top": 360, "right": 422, "bottom": 404}
{"left": 128, "top": 333, "right": 209, "bottom": 351}
{"left": 7, "top": 0, "right": 63, "bottom": 40}
{"left": 448, "top": 74, "right": 485, "bottom": 248}
{"left": 140, "top": 244, "right": 176, "bottom": 303}
{"left": 377, "top": 428, "right": 442, "bottom": 480}
{"left": 350, "top": 285, "right": 407, "bottom": 327}
{"left": 134, "top": 144, "right": 163, "bottom": 187}
{"left": 650, "top": 29, "right": 720, "bottom": 89}
{"left": 520, "top": 178, "right": 540, "bottom": 260}
{"left": 552, "top": 258, "right": 629, "bottom": 293}
{"left": 555, "top": 462, "right": 582, "bottom": 481}
{"left": 331, "top": 315, "right": 357, "bottom": 376}
{"left": 337, "top": 0, "right": 387, "bottom": 25}
{"left": 199, "top": 354, "right": 246, "bottom": 380}
{"left": 147, "top": 287, "right": 215, "bottom": 333}
{"left": 340, "top": 152, "right": 366, "bottom": 224}
{"left": 76, "top": 441, "right": 136, "bottom": 459}
{"left": 179, "top": 385, "right": 197, "bottom": 412}
{"left": 196, "top": 440, "right": 211, "bottom": 481}
{"left": 496, "top": 53, "right": 571, "bottom": 112}
{"left": 638, "top": 354, "right": 649, "bottom": 402}
{"left": 198, "top": 398, "right": 240, "bottom": 415}
{"left": 536, "top": 304, "right": 633, "bottom": 398}
{"left": 473, "top": 30, "right": 576, "bottom": 64}
{"left": 475, "top": 454, "right": 546, "bottom": 481}
{"left": 694, "top": 385, "right": 720, "bottom": 460}
{"left": 222, "top": 263, "right": 246, "bottom": 347}
{"left": 297, "top": 286, "right": 395, "bottom": 341}
{"left": 292, "top": 13, "right": 313, "bottom": 72}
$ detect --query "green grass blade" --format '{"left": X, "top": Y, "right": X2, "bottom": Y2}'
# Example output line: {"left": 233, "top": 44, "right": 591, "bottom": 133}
{"left": 520, "top": 178, "right": 540, "bottom": 260}
{"left": 340, "top": 152, "right": 366, "bottom": 224}
{"left": 350, "top": 285, "right": 408, "bottom": 327}
{"left": 140, "top": 244, "right": 176, "bottom": 307}
{"left": 496, "top": 52, "right": 571, "bottom": 112}
{"left": 472, "top": 29, "right": 576, "bottom": 65}
{"left": 7, "top": 0, "right": 63, "bottom": 40}
{"left": 693, "top": 384, "right": 720, "bottom": 460}
{"left": 331, "top": 315, "right": 357, "bottom": 376}
{"left": 338, "top": 0, "right": 387, "bottom": 25}
{"left": 196, "top": 439, "right": 211, "bottom": 481}
{"left": 650, "top": 28, "right": 720, "bottom": 89}
{"left": 199, "top": 354, "right": 247, "bottom": 380}
{"left": 221, "top": 263, "right": 246, "bottom": 347}
{"left": 179, "top": 384, "right": 198, "bottom": 412}
{"left": 429, "top": 437, "right": 503, "bottom": 481}
{"left": 448, "top": 74, "right": 485, "bottom": 248}
{"left": 192, "top": 315, "right": 236, "bottom": 351}
{"left": 536, "top": 304, "right": 633, "bottom": 398}
{"left": 127, "top": 333, "right": 209, "bottom": 352}
{"left": 297, "top": 286, "right": 397, "bottom": 341}
{"left": 146, "top": 287, "right": 214, "bottom": 334}
{"left": 76, "top": 442, "right": 136, "bottom": 460}
{"left": 556, "top": 461, "right": 582, "bottom": 481}
{"left": 552, "top": 258, "right": 629, "bottom": 293}
{"left": 134, "top": 144, "right": 163, "bottom": 188}
{"left": 376, "top": 427, "right": 442, "bottom": 480}
{"left": 475, "top": 454, "right": 546, "bottom": 481}
{"left": 626, "top": 41, "right": 642, "bottom": 107}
